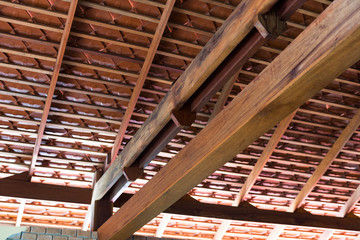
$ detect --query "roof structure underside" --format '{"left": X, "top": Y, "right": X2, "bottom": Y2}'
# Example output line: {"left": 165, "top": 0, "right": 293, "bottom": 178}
{"left": 0, "top": 0, "right": 360, "bottom": 239}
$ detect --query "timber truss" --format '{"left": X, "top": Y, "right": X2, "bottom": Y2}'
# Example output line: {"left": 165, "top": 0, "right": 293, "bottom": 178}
{"left": 0, "top": 0, "right": 359, "bottom": 239}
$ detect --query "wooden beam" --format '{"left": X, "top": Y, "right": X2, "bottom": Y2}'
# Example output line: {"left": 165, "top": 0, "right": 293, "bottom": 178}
{"left": 154, "top": 214, "right": 171, "bottom": 238}
{"left": 28, "top": 0, "right": 79, "bottom": 177}
{"left": 94, "top": 0, "right": 279, "bottom": 202}
{"left": 288, "top": 108, "right": 360, "bottom": 212}
{"left": 213, "top": 220, "right": 231, "bottom": 240}
{"left": 233, "top": 111, "right": 295, "bottom": 206}
{"left": 97, "top": 0, "right": 360, "bottom": 238}
{"left": 267, "top": 226, "right": 284, "bottom": 240}
{"left": 339, "top": 185, "right": 360, "bottom": 217}
{"left": 317, "top": 184, "right": 360, "bottom": 240}
{"left": 110, "top": 0, "right": 176, "bottom": 162}
{"left": 15, "top": 199, "right": 26, "bottom": 227}
{"left": 1, "top": 178, "right": 360, "bottom": 233}
{"left": 0, "top": 177, "right": 92, "bottom": 204}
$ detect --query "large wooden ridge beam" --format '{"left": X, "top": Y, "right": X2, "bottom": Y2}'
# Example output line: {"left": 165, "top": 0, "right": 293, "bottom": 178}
{"left": 1, "top": 177, "right": 360, "bottom": 233}
{"left": 97, "top": 0, "right": 360, "bottom": 239}
{"left": 93, "top": 0, "right": 280, "bottom": 201}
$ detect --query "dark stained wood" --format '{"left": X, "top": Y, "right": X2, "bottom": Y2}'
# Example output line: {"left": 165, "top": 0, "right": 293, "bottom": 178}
{"left": 0, "top": 177, "right": 92, "bottom": 204}
{"left": 255, "top": 10, "right": 287, "bottom": 39}
{"left": 170, "top": 108, "right": 196, "bottom": 128}
{"left": 97, "top": 0, "right": 360, "bottom": 238}
{"left": 93, "top": 194, "right": 113, "bottom": 231}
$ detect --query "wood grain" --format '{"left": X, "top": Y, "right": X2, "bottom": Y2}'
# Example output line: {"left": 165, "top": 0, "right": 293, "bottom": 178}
{"left": 94, "top": 0, "right": 278, "bottom": 201}
{"left": 97, "top": 0, "right": 360, "bottom": 238}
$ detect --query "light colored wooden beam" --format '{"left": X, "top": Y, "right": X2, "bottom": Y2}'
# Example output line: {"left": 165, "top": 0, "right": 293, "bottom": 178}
{"left": 267, "top": 226, "right": 284, "bottom": 240}
{"left": 233, "top": 111, "right": 296, "bottom": 206}
{"left": 155, "top": 214, "right": 171, "bottom": 238}
{"left": 15, "top": 199, "right": 26, "bottom": 227}
{"left": 97, "top": 1, "right": 360, "bottom": 239}
{"left": 288, "top": 108, "right": 360, "bottom": 212}
{"left": 28, "top": 0, "right": 79, "bottom": 177}
{"left": 94, "top": 0, "right": 278, "bottom": 202}
{"left": 339, "top": 184, "right": 360, "bottom": 217}
{"left": 213, "top": 220, "right": 231, "bottom": 240}
{"left": 110, "top": 0, "right": 176, "bottom": 162}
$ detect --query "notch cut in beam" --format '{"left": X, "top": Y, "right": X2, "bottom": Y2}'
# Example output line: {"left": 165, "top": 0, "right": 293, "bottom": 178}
{"left": 28, "top": 0, "right": 79, "bottom": 177}
{"left": 97, "top": 0, "right": 360, "bottom": 238}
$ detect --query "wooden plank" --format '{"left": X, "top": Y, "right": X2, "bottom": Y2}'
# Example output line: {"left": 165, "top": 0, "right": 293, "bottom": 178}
{"left": 94, "top": 0, "right": 278, "bottom": 201}
{"left": 339, "top": 185, "right": 360, "bottom": 217}
{"left": 287, "top": 108, "right": 360, "bottom": 212}
{"left": 213, "top": 220, "right": 231, "bottom": 240}
{"left": 233, "top": 111, "right": 296, "bottom": 206}
{"left": 110, "top": 0, "right": 176, "bottom": 162}
{"left": 15, "top": 199, "right": 26, "bottom": 227}
{"left": 0, "top": 178, "right": 92, "bottom": 204}
{"left": 97, "top": 0, "right": 360, "bottom": 238}
{"left": 27, "top": 0, "right": 79, "bottom": 177}
{"left": 154, "top": 214, "right": 171, "bottom": 238}
{"left": 267, "top": 226, "right": 284, "bottom": 240}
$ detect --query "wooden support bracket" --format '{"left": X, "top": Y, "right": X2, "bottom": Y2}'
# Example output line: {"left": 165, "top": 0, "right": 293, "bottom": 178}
{"left": 93, "top": 193, "right": 113, "bottom": 231}
{"left": 255, "top": 11, "right": 287, "bottom": 39}
{"left": 123, "top": 166, "right": 144, "bottom": 182}
{"left": 171, "top": 107, "right": 196, "bottom": 128}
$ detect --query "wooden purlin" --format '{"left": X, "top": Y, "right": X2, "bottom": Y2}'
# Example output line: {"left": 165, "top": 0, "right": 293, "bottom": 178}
{"left": 28, "top": 0, "right": 79, "bottom": 177}
{"left": 288, "top": 108, "right": 360, "bottom": 212}
{"left": 97, "top": 0, "right": 360, "bottom": 238}
{"left": 110, "top": 0, "right": 176, "bottom": 162}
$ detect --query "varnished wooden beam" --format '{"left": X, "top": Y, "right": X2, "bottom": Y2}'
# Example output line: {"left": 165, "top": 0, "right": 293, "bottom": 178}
{"left": 28, "top": 0, "right": 79, "bottom": 177}
{"left": 288, "top": 108, "right": 360, "bottom": 212}
{"left": 97, "top": 0, "right": 360, "bottom": 238}
{"left": 93, "top": 0, "right": 279, "bottom": 202}
{"left": 110, "top": 0, "right": 176, "bottom": 163}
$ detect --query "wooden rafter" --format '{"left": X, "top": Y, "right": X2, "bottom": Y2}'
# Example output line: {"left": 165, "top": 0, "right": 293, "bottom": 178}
{"left": 154, "top": 214, "right": 171, "bottom": 238}
{"left": 213, "top": 220, "right": 231, "bottom": 240}
{"left": 318, "top": 184, "right": 360, "bottom": 240}
{"left": 233, "top": 111, "right": 296, "bottom": 206}
{"left": 110, "top": 0, "right": 176, "bottom": 163}
{"left": 288, "top": 108, "right": 360, "bottom": 212}
{"left": 28, "top": 0, "right": 79, "bottom": 177}
{"left": 97, "top": 0, "right": 360, "bottom": 239}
